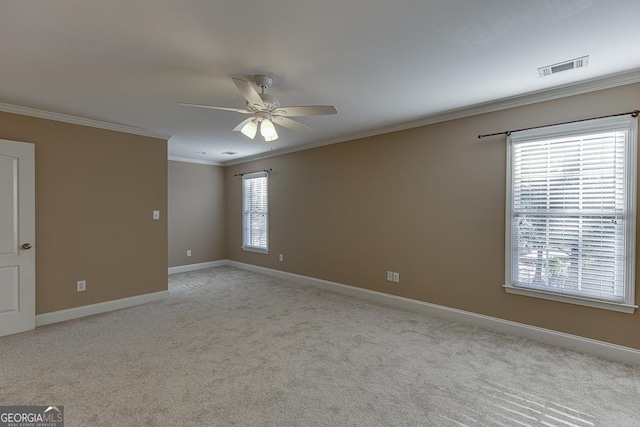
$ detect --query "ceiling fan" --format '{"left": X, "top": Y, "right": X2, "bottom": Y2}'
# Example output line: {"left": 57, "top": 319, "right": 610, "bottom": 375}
{"left": 179, "top": 75, "right": 337, "bottom": 142}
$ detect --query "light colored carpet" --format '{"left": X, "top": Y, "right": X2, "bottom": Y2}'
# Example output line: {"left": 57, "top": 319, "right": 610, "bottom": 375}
{"left": 1, "top": 266, "right": 638, "bottom": 426}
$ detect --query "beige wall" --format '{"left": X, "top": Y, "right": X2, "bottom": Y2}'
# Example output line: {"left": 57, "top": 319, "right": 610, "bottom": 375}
{"left": 0, "top": 111, "right": 168, "bottom": 315}
{"left": 168, "top": 161, "right": 226, "bottom": 267}
{"left": 225, "top": 83, "right": 640, "bottom": 350}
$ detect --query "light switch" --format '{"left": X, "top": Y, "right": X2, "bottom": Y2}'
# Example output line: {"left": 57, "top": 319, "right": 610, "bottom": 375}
{"left": 153, "top": 210, "right": 160, "bottom": 220}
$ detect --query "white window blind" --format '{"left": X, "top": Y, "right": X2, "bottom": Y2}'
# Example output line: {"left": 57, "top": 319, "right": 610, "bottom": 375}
{"left": 242, "top": 171, "right": 268, "bottom": 252}
{"left": 505, "top": 115, "right": 637, "bottom": 312}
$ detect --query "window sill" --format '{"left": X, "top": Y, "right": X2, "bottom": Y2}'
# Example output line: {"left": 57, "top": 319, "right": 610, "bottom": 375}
{"left": 504, "top": 285, "right": 637, "bottom": 314}
{"left": 242, "top": 246, "right": 269, "bottom": 254}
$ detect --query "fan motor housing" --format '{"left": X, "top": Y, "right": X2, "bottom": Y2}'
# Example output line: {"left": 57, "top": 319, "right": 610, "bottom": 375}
{"left": 247, "top": 93, "right": 280, "bottom": 111}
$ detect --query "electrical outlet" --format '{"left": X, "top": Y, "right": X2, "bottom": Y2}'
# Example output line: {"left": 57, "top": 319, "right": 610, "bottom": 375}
{"left": 393, "top": 272, "right": 400, "bottom": 283}
{"left": 279, "top": 254, "right": 284, "bottom": 262}
{"left": 387, "top": 271, "right": 394, "bottom": 281}
{"left": 153, "top": 210, "right": 160, "bottom": 220}
{"left": 187, "top": 250, "right": 192, "bottom": 257}
{"left": 77, "top": 280, "right": 86, "bottom": 292}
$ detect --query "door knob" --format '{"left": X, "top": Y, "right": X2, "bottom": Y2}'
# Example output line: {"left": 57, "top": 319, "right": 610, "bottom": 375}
{"left": 22, "top": 243, "right": 32, "bottom": 250}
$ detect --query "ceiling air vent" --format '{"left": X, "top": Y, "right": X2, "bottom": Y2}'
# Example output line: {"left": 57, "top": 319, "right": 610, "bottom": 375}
{"left": 538, "top": 56, "right": 589, "bottom": 77}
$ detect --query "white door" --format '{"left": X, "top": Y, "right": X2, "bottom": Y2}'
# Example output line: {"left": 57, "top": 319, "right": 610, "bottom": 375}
{"left": 0, "top": 139, "right": 35, "bottom": 337}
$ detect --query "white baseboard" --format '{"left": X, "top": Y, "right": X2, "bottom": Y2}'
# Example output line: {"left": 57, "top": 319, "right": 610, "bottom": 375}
{"left": 168, "top": 260, "right": 226, "bottom": 275}
{"left": 36, "top": 290, "right": 168, "bottom": 327}
{"left": 225, "top": 260, "right": 640, "bottom": 366}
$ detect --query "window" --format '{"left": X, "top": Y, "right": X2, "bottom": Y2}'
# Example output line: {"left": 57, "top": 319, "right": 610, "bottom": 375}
{"left": 505, "top": 115, "right": 637, "bottom": 313}
{"left": 242, "top": 171, "right": 268, "bottom": 252}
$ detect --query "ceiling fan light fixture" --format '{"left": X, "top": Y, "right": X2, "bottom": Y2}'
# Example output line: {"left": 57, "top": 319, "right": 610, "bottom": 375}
{"left": 240, "top": 119, "right": 258, "bottom": 139}
{"left": 260, "top": 118, "right": 277, "bottom": 139}
{"left": 180, "top": 75, "right": 337, "bottom": 143}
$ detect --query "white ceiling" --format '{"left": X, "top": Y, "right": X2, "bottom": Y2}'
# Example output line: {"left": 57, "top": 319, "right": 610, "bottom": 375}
{"left": 1, "top": 0, "right": 639, "bottom": 164}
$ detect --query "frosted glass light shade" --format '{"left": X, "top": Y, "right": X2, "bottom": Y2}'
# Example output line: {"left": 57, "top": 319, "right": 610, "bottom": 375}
{"left": 260, "top": 119, "right": 277, "bottom": 139}
{"left": 263, "top": 130, "right": 278, "bottom": 142}
{"left": 240, "top": 120, "right": 258, "bottom": 139}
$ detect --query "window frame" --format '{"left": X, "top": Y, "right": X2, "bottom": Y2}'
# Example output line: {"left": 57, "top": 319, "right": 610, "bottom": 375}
{"left": 504, "top": 115, "right": 638, "bottom": 314}
{"left": 242, "top": 171, "right": 269, "bottom": 254}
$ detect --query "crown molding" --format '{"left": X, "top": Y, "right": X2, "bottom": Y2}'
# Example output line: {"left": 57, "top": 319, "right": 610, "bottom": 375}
{"left": 168, "top": 156, "right": 222, "bottom": 166}
{"left": 222, "top": 68, "right": 640, "bottom": 166}
{"left": 0, "top": 102, "right": 172, "bottom": 140}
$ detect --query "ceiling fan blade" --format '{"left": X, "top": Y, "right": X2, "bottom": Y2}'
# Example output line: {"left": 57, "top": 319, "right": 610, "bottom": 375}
{"left": 178, "top": 102, "right": 252, "bottom": 114}
{"left": 272, "top": 116, "right": 313, "bottom": 134}
{"left": 273, "top": 105, "right": 337, "bottom": 117}
{"left": 232, "top": 78, "right": 265, "bottom": 109}
{"left": 232, "top": 117, "right": 255, "bottom": 132}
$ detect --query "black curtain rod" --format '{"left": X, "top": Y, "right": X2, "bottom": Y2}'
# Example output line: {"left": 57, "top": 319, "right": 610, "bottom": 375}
{"left": 478, "top": 110, "right": 639, "bottom": 139}
{"left": 234, "top": 168, "right": 272, "bottom": 177}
